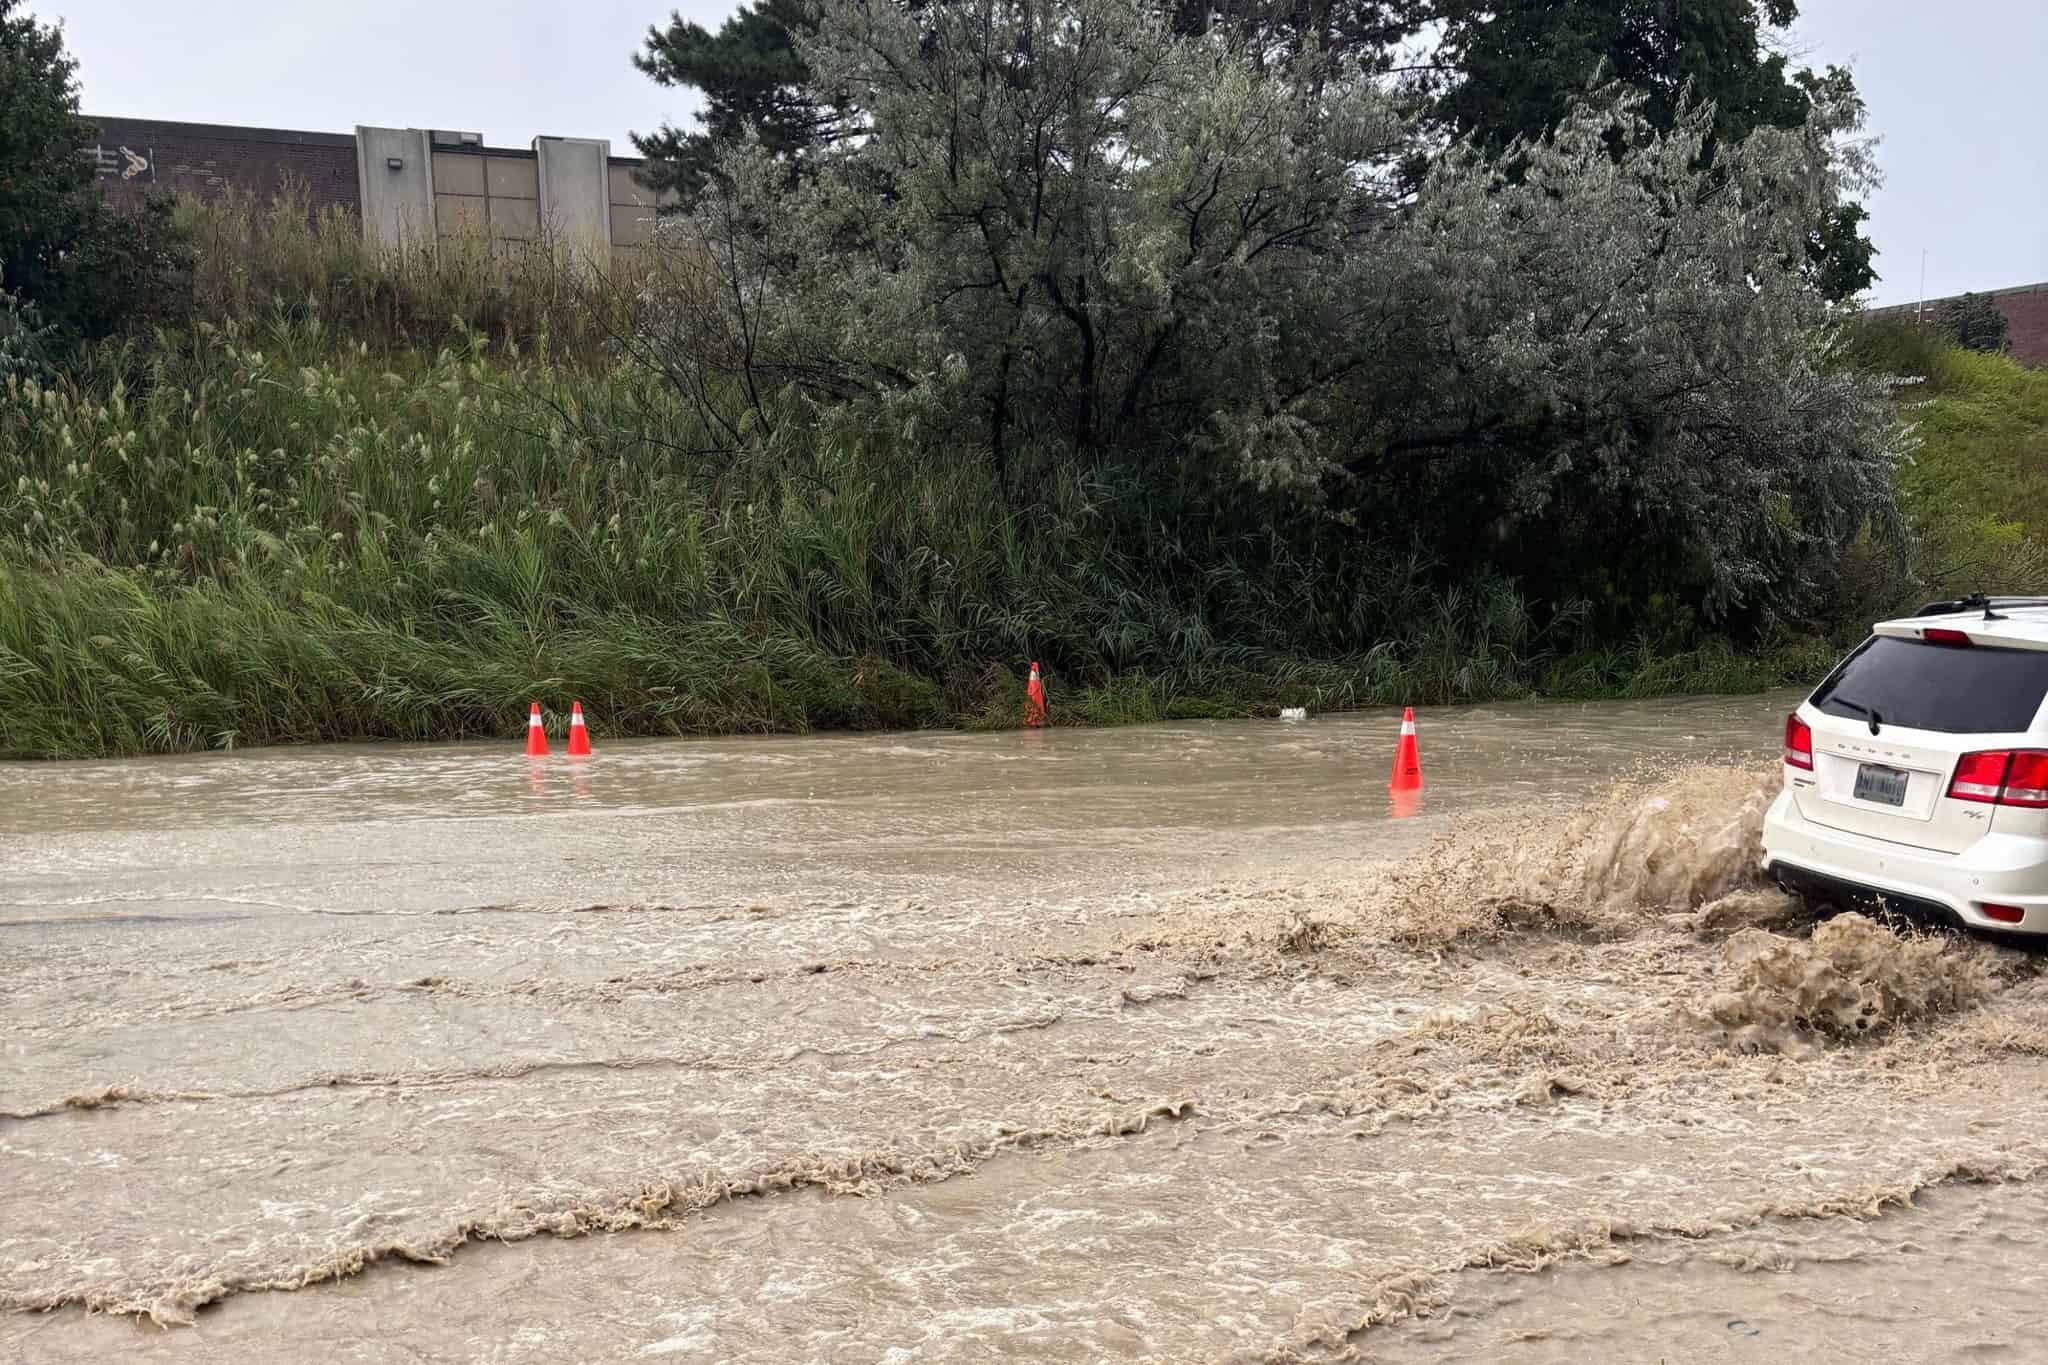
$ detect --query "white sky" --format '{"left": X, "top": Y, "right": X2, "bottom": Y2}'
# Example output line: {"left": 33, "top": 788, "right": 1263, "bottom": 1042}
{"left": 40, "top": 0, "right": 2048, "bottom": 306}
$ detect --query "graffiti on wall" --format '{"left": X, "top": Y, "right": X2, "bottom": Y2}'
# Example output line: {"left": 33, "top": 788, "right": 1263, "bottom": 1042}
{"left": 84, "top": 144, "right": 154, "bottom": 181}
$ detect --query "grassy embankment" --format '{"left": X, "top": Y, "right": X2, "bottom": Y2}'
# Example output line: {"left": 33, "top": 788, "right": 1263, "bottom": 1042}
{"left": 1847, "top": 320, "right": 2048, "bottom": 604}
{"left": 0, "top": 197, "right": 2029, "bottom": 758}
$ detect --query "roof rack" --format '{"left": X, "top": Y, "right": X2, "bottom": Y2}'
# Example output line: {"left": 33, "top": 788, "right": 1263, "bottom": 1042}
{"left": 1914, "top": 592, "right": 2048, "bottom": 619}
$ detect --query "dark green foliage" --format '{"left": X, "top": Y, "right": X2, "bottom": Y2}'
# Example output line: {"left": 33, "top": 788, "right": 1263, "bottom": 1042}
{"left": 27, "top": 194, "right": 191, "bottom": 343}
{"left": 0, "top": 0, "right": 81, "bottom": 249}
{"left": 1422, "top": 1, "right": 1876, "bottom": 300}
{"left": 1807, "top": 200, "right": 1877, "bottom": 301}
{"left": 0, "top": 0, "right": 190, "bottom": 353}
{"left": 0, "top": 286, "right": 53, "bottom": 378}
{"left": 1936, "top": 292, "right": 2012, "bottom": 356}
{"left": 630, "top": 0, "right": 834, "bottom": 200}
{"left": 1427, "top": 0, "right": 1804, "bottom": 155}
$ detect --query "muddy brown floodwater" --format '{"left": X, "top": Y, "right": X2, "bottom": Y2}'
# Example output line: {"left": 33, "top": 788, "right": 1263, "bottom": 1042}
{"left": 6, "top": 694, "right": 2048, "bottom": 1362}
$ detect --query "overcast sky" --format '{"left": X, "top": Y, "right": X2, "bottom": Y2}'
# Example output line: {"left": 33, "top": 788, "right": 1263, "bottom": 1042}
{"left": 41, "top": 0, "right": 2047, "bottom": 306}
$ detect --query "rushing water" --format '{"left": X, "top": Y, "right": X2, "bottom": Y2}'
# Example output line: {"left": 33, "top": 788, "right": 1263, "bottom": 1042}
{"left": 6, "top": 693, "right": 2048, "bottom": 1362}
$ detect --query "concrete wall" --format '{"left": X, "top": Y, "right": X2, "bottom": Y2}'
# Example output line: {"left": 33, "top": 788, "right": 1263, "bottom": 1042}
{"left": 534, "top": 137, "right": 613, "bottom": 258}
{"left": 355, "top": 126, "right": 436, "bottom": 253}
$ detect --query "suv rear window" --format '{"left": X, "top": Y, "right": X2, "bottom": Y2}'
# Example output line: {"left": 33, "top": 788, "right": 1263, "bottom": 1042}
{"left": 1813, "top": 635, "right": 2048, "bottom": 734}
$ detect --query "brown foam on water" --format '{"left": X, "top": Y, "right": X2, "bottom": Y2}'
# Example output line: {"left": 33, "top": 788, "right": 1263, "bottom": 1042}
{"left": 1407, "top": 1004, "right": 1585, "bottom": 1068}
{"left": 1365, "top": 1174, "right": 2048, "bottom": 1364}
{"left": 0, "top": 1054, "right": 774, "bottom": 1122}
{"left": 8, "top": 1098, "right": 1198, "bottom": 1325}
{"left": 1944, "top": 997, "right": 2048, "bottom": 1059}
{"left": 1688, "top": 886, "right": 1807, "bottom": 935}
{"left": 1123, "top": 764, "right": 1785, "bottom": 953}
{"left": 1465, "top": 763, "right": 1781, "bottom": 929}
{"left": 1114, "top": 764, "right": 2027, "bottom": 1076}
{"left": 1264, "top": 1154, "right": 2048, "bottom": 1363}
{"left": 1703, "top": 913, "right": 2004, "bottom": 1050}
{"left": 0, "top": 1084, "right": 169, "bottom": 1120}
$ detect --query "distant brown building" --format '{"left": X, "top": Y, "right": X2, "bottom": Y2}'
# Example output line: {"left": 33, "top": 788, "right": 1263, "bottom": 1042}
{"left": 1867, "top": 282, "right": 2048, "bottom": 368}
{"left": 84, "top": 116, "right": 674, "bottom": 258}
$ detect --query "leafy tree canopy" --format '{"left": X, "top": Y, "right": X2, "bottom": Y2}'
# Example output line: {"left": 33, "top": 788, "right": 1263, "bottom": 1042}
{"left": 627, "top": 0, "right": 1900, "bottom": 623}
{"left": 631, "top": 0, "right": 836, "bottom": 200}
{"left": 0, "top": 0, "right": 188, "bottom": 355}
{"left": 1426, "top": 0, "right": 1805, "bottom": 155}
{"left": 1420, "top": 0, "right": 1875, "bottom": 299}
{"left": 633, "top": 0, "right": 1877, "bottom": 300}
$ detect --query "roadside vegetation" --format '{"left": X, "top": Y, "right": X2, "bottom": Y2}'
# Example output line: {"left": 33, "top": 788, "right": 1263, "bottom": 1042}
{"left": 1845, "top": 319, "right": 2048, "bottom": 609}
{"left": 3, "top": 234, "right": 1809, "bottom": 756}
{"left": 0, "top": 0, "right": 2036, "bottom": 758}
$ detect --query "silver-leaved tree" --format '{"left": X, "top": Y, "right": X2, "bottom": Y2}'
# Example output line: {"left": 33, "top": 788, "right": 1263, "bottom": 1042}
{"left": 626, "top": 0, "right": 1901, "bottom": 622}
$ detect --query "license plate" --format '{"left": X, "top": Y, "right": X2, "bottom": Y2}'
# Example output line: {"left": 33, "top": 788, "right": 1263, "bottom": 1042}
{"left": 1854, "top": 763, "right": 1909, "bottom": 808}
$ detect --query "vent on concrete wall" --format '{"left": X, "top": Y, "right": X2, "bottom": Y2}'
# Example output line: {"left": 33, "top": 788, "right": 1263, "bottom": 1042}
{"left": 431, "top": 131, "right": 483, "bottom": 147}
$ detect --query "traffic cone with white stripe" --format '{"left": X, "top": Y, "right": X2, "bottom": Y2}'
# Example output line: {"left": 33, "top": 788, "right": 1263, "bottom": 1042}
{"left": 1389, "top": 706, "right": 1422, "bottom": 792}
{"left": 1024, "top": 662, "right": 1047, "bottom": 728}
{"left": 567, "top": 701, "right": 592, "bottom": 756}
{"left": 526, "top": 701, "right": 549, "bottom": 756}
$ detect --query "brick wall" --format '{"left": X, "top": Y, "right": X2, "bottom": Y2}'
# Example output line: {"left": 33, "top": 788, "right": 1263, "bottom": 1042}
{"left": 1870, "top": 283, "right": 2048, "bottom": 369}
{"left": 86, "top": 117, "right": 359, "bottom": 216}
{"left": 2000, "top": 287, "right": 2048, "bottom": 369}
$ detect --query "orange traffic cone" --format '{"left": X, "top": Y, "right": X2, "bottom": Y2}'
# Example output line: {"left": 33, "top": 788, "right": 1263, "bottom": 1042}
{"left": 567, "top": 701, "right": 592, "bottom": 756}
{"left": 526, "top": 701, "right": 549, "bottom": 756}
{"left": 1024, "top": 662, "right": 1047, "bottom": 728}
{"left": 1389, "top": 706, "right": 1422, "bottom": 792}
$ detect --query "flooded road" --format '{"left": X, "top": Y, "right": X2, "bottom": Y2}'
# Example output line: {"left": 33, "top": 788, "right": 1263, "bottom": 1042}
{"left": 6, "top": 693, "right": 2048, "bottom": 1361}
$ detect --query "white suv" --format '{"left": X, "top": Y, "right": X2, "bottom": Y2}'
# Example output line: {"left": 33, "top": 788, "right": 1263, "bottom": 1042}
{"left": 1763, "top": 595, "right": 2048, "bottom": 935}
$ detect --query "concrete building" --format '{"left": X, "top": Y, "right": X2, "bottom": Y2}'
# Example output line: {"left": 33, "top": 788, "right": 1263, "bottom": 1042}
{"left": 1866, "top": 282, "right": 2048, "bottom": 369}
{"left": 85, "top": 116, "right": 675, "bottom": 258}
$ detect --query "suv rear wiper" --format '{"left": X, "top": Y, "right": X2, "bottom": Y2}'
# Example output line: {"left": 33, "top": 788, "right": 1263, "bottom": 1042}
{"left": 1831, "top": 695, "right": 1883, "bottom": 735}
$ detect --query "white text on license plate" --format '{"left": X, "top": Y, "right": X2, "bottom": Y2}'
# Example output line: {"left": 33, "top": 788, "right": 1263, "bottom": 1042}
{"left": 1854, "top": 763, "right": 1909, "bottom": 808}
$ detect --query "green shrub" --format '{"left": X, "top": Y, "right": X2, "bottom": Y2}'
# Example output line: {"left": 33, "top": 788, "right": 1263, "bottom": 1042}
{"left": 1, "top": 2, "right": 193, "bottom": 353}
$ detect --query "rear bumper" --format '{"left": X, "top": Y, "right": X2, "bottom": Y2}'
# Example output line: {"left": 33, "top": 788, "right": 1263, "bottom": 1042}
{"left": 1761, "top": 786, "right": 2048, "bottom": 934}
{"left": 1764, "top": 860, "right": 1967, "bottom": 931}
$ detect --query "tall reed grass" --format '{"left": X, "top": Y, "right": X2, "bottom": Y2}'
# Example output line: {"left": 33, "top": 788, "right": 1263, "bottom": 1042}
{"left": 177, "top": 183, "right": 637, "bottom": 362}
{"left": 0, "top": 194, "right": 1814, "bottom": 757}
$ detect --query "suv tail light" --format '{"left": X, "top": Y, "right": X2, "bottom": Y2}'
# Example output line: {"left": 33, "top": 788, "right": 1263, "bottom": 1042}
{"left": 1923, "top": 627, "right": 1973, "bottom": 646}
{"left": 1947, "top": 750, "right": 2048, "bottom": 807}
{"left": 1784, "top": 713, "right": 1813, "bottom": 770}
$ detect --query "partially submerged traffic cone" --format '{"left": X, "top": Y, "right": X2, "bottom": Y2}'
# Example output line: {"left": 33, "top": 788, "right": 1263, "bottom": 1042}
{"left": 567, "top": 701, "right": 592, "bottom": 756}
{"left": 1389, "top": 706, "right": 1422, "bottom": 792}
{"left": 1024, "top": 661, "right": 1047, "bottom": 728}
{"left": 526, "top": 701, "right": 549, "bottom": 756}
